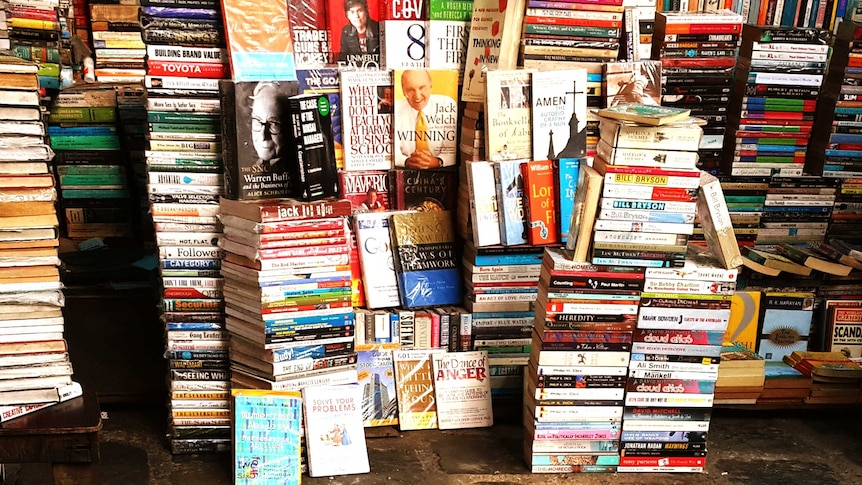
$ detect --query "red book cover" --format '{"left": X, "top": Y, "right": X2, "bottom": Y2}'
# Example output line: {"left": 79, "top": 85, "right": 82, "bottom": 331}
{"left": 523, "top": 15, "right": 621, "bottom": 28}
{"left": 337, "top": 170, "right": 391, "bottom": 214}
{"left": 663, "top": 23, "right": 741, "bottom": 34}
{"left": 145, "top": 60, "right": 228, "bottom": 78}
{"left": 379, "top": 0, "right": 426, "bottom": 20}
{"left": 521, "top": 159, "right": 559, "bottom": 245}
{"left": 348, "top": 225, "right": 366, "bottom": 307}
{"left": 327, "top": 0, "right": 382, "bottom": 66}
{"left": 288, "top": 0, "right": 332, "bottom": 68}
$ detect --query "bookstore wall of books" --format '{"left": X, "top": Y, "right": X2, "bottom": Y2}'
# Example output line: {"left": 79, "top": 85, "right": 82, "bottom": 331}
{"left": 4, "top": 0, "right": 862, "bottom": 478}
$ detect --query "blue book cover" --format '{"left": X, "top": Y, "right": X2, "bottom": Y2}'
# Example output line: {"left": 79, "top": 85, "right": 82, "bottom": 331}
{"left": 390, "top": 210, "right": 461, "bottom": 308}
{"left": 494, "top": 159, "right": 528, "bottom": 246}
{"left": 556, "top": 157, "right": 581, "bottom": 243}
{"left": 356, "top": 346, "right": 399, "bottom": 427}
{"left": 757, "top": 293, "right": 815, "bottom": 361}
{"left": 232, "top": 389, "right": 303, "bottom": 484}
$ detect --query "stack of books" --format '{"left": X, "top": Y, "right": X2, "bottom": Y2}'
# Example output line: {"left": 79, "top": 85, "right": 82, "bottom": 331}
{"left": 460, "top": 102, "right": 484, "bottom": 163}
{"left": 830, "top": 181, "right": 862, "bottom": 244}
{"left": 755, "top": 176, "right": 836, "bottom": 245}
{"left": 783, "top": 350, "right": 862, "bottom": 404}
{"left": 48, "top": 85, "right": 133, "bottom": 240}
{"left": 0, "top": 54, "right": 80, "bottom": 422}
{"left": 114, "top": 83, "right": 150, "bottom": 241}
{"left": 714, "top": 177, "right": 766, "bottom": 248}
{"left": 88, "top": 4, "right": 144, "bottom": 83}
{"left": 757, "top": 360, "right": 810, "bottom": 404}
{"left": 652, "top": 10, "right": 742, "bottom": 175}
{"left": 723, "top": 25, "right": 830, "bottom": 178}
{"left": 715, "top": 342, "right": 765, "bottom": 405}
{"left": 218, "top": 197, "right": 359, "bottom": 393}
{"left": 523, "top": 248, "right": 643, "bottom": 473}
{"left": 519, "top": 0, "right": 624, "bottom": 68}
{"left": 4, "top": 0, "right": 71, "bottom": 90}
{"left": 581, "top": 104, "right": 702, "bottom": 269}
{"left": 619, "top": 251, "right": 736, "bottom": 473}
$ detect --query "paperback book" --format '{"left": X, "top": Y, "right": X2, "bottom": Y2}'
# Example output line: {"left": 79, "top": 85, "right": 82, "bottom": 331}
{"left": 302, "top": 383, "right": 370, "bottom": 477}
{"left": 431, "top": 350, "right": 493, "bottom": 429}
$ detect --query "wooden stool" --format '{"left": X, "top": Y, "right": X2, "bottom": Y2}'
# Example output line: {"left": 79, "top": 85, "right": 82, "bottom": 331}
{"left": 0, "top": 387, "right": 102, "bottom": 485}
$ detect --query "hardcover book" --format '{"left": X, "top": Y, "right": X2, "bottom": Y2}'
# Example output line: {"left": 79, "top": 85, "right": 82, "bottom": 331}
{"left": 354, "top": 211, "right": 401, "bottom": 309}
{"left": 390, "top": 210, "right": 461, "bottom": 308}
{"left": 356, "top": 344, "right": 399, "bottom": 426}
{"left": 219, "top": 80, "right": 299, "bottom": 200}
{"left": 393, "top": 349, "right": 443, "bottom": 430}
{"left": 531, "top": 69, "right": 588, "bottom": 161}
{"left": 485, "top": 69, "right": 534, "bottom": 161}
{"left": 381, "top": 20, "right": 428, "bottom": 69}
{"left": 426, "top": 20, "right": 469, "bottom": 74}
{"left": 494, "top": 159, "right": 528, "bottom": 246}
{"left": 302, "top": 383, "right": 370, "bottom": 477}
{"left": 285, "top": 93, "right": 338, "bottom": 200}
{"left": 431, "top": 350, "right": 493, "bottom": 429}
{"left": 231, "top": 389, "right": 303, "bottom": 484}
{"left": 327, "top": 0, "right": 382, "bottom": 67}
{"left": 460, "top": 0, "right": 526, "bottom": 102}
{"left": 393, "top": 69, "right": 459, "bottom": 168}
{"left": 221, "top": 0, "right": 297, "bottom": 80}
{"left": 338, "top": 170, "right": 390, "bottom": 214}
{"left": 388, "top": 168, "right": 458, "bottom": 211}
{"left": 521, "top": 160, "right": 559, "bottom": 246}
{"left": 340, "top": 69, "right": 394, "bottom": 171}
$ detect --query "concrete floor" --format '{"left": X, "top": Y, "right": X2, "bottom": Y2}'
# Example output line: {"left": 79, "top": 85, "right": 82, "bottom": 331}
{"left": 3, "top": 403, "right": 862, "bottom": 485}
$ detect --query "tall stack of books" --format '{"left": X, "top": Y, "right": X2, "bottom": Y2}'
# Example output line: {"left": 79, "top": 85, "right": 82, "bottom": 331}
{"left": 0, "top": 53, "right": 81, "bottom": 422}
{"left": 114, "top": 83, "right": 151, "bottom": 242}
{"left": 48, "top": 85, "right": 134, "bottom": 240}
{"left": 651, "top": 10, "right": 742, "bottom": 175}
{"left": 218, "top": 197, "right": 360, "bottom": 393}
{"left": 88, "top": 4, "right": 144, "bottom": 83}
{"left": 619, "top": 250, "right": 736, "bottom": 473}
{"left": 723, "top": 25, "right": 830, "bottom": 178}
{"left": 755, "top": 176, "right": 837, "bottom": 245}
{"left": 830, "top": 182, "right": 862, "bottom": 244}
{"left": 5, "top": 0, "right": 69, "bottom": 90}
{"left": 519, "top": 0, "right": 624, "bottom": 68}
{"left": 523, "top": 248, "right": 643, "bottom": 473}
{"left": 581, "top": 105, "right": 702, "bottom": 269}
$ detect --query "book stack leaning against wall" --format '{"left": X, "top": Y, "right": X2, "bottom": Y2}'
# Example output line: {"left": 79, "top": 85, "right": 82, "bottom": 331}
{"left": 620, "top": 248, "right": 736, "bottom": 473}
{"left": 219, "top": 197, "right": 359, "bottom": 393}
{"left": 0, "top": 53, "right": 81, "bottom": 422}
{"left": 523, "top": 248, "right": 643, "bottom": 473}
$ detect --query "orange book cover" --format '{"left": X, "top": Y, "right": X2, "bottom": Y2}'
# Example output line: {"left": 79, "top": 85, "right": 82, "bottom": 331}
{"left": 221, "top": 0, "right": 296, "bottom": 81}
{"left": 521, "top": 160, "right": 559, "bottom": 246}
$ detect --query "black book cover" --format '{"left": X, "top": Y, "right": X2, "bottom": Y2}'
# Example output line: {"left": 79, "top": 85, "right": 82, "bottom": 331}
{"left": 286, "top": 93, "right": 338, "bottom": 201}
{"left": 219, "top": 80, "right": 299, "bottom": 200}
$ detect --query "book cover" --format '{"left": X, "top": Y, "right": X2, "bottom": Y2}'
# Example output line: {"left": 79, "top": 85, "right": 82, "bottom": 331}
{"left": 221, "top": 0, "right": 297, "bottom": 81}
{"left": 565, "top": 163, "right": 602, "bottom": 262}
{"left": 393, "top": 349, "right": 442, "bottom": 430}
{"left": 555, "top": 157, "right": 581, "bottom": 244}
{"left": 302, "top": 383, "right": 370, "bottom": 477}
{"left": 297, "top": 67, "right": 344, "bottom": 169}
{"left": 380, "top": 20, "right": 428, "bottom": 69}
{"left": 521, "top": 160, "right": 558, "bottom": 246}
{"left": 828, "top": 306, "right": 862, "bottom": 358}
{"left": 531, "top": 69, "right": 588, "bottom": 161}
{"left": 340, "top": 69, "right": 394, "bottom": 171}
{"left": 356, "top": 344, "right": 399, "bottom": 426}
{"left": 286, "top": 93, "right": 338, "bottom": 200}
{"left": 338, "top": 170, "right": 390, "bottom": 214}
{"left": 431, "top": 350, "right": 493, "bottom": 429}
{"left": 379, "top": 0, "right": 427, "bottom": 19}
{"left": 354, "top": 211, "right": 401, "bottom": 309}
{"left": 426, "top": 20, "right": 469, "bottom": 74}
{"left": 494, "top": 159, "right": 528, "bottom": 246}
{"left": 466, "top": 160, "right": 501, "bottom": 247}
{"left": 485, "top": 69, "right": 533, "bottom": 161}
{"left": 603, "top": 60, "right": 661, "bottom": 108}
{"left": 328, "top": 0, "right": 382, "bottom": 67}
{"left": 393, "top": 69, "right": 459, "bottom": 168}
{"left": 460, "top": 0, "right": 526, "bottom": 102}
{"left": 287, "top": 0, "right": 331, "bottom": 68}
{"left": 390, "top": 210, "right": 461, "bottom": 308}
{"left": 725, "top": 290, "right": 761, "bottom": 352}
{"left": 231, "top": 389, "right": 303, "bottom": 484}
{"left": 389, "top": 168, "right": 458, "bottom": 211}
{"left": 596, "top": 103, "right": 691, "bottom": 127}
{"left": 219, "top": 80, "right": 299, "bottom": 200}
{"left": 757, "top": 292, "right": 815, "bottom": 361}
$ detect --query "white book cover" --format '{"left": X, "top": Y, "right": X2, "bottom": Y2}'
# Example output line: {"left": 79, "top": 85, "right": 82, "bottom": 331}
{"left": 531, "top": 69, "right": 588, "bottom": 161}
{"left": 302, "top": 383, "right": 370, "bottom": 477}
{"left": 340, "top": 69, "right": 395, "bottom": 171}
{"left": 381, "top": 20, "right": 427, "bottom": 69}
{"left": 426, "top": 20, "right": 469, "bottom": 76}
{"left": 467, "top": 160, "right": 501, "bottom": 247}
{"left": 431, "top": 350, "right": 493, "bottom": 429}
{"left": 354, "top": 212, "right": 401, "bottom": 308}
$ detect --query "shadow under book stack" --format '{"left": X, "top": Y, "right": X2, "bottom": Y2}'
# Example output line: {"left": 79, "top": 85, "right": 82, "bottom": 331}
{"left": 49, "top": 85, "right": 134, "bottom": 240}
{"left": 0, "top": 54, "right": 81, "bottom": 422}
{"left": 523, "top": 248, "right": 643, "bottom": 473}
{"left": 619, "top": 252, "right": 737, "bottom": 472}
{"left": 650, "top": 9, "right": 742, "bottom": 176}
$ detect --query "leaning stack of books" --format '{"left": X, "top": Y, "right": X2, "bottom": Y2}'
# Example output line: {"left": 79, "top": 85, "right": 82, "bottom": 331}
{"left": 48, "top": 85, "right": 134, "bottom": 240}
{"left": 523, "top": 248, "right": 643, "bottom": 473}
{"left": 218, "top": 197, "right": 360, "bottom": 393}
{"left": 619, "top": 250, "right": 736, "bottom": 473}
{"left": 0, "top": 53, "right": 81, "bottom": 422}
{"left": 723, "top": 25, "right": 829, "bottom": 178}
{"left": 652, "top": 10, "right": 742, "bottom": 175}
{"left": 587, "top": 105, "right": 703, "bottom": 269}
{"left": 88, "top": 3, "right": 145, "bottom": 83}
